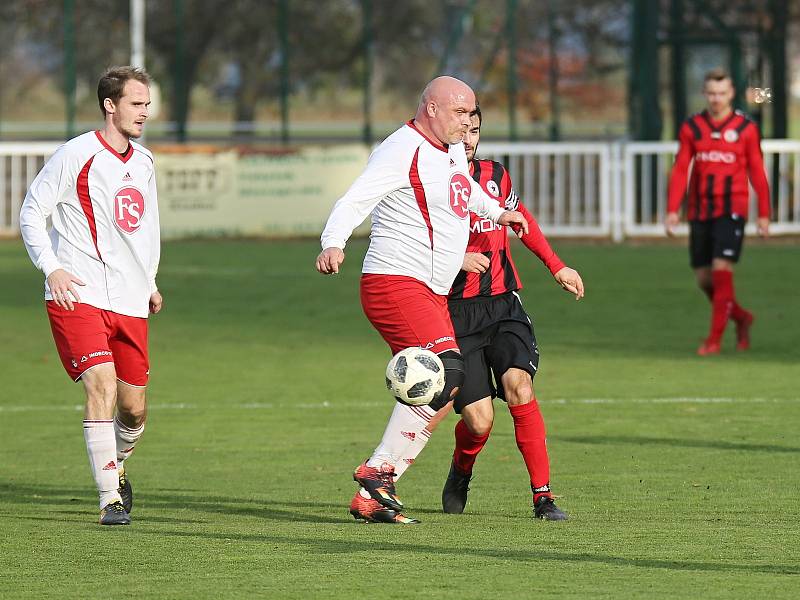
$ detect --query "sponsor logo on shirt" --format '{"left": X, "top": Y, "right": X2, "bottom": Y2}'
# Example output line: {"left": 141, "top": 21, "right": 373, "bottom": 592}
{"left": 696, "top": 150, "right": 736, "bottom": 164}
{"left": 486, "top": 180, "right": 500, "bottom": 197}
{"left": 448, "top": 173, "right": 471, "bottom": 219}
{"left": 471, "top": 218, "right": 502, "bottom": 233}
{"left": 114, "top": 186, "right": 146, "bottom": 233}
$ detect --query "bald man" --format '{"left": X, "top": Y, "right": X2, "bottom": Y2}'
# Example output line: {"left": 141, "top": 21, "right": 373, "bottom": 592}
{"left": 317, "top": 76, "right": 529, "bottom": 524}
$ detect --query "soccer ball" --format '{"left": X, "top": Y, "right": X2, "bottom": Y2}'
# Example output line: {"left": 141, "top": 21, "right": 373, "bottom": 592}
{"left": 385, "top": 347, "right": 445, "bottom": 406}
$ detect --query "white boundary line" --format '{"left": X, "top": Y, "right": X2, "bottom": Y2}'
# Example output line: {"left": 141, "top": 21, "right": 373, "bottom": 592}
{"left": 0, "top": 397, "right": 795, "bottom": 413}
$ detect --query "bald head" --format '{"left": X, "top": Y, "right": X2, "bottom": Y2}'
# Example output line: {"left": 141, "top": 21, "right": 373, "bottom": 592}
{"left": 413, "top": 76, "right": 476, "bottom": 146}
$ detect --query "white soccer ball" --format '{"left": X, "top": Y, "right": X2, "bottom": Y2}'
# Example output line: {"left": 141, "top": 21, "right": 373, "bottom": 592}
{"left": 385, "top": 347, "right": 445, "bottom": 406}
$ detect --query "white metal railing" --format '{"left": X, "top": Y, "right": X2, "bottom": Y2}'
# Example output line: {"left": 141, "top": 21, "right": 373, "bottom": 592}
{"left": 0, "top": 143, "right": 61, "bottom": 235}
{"left": 479, "top": 142, "right": 614, "bottom": 239}
{"left": 2, "top": 140, "right": 800, "bottom": 239}
{"left": 624, "top": 140, "right": 800, "bottom": 237}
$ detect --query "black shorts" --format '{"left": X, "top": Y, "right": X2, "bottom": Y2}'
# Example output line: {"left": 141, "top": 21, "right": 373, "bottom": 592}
{"left": 689, "top": 216, "right": 746, "bottom": 268}
{"left": 448, "top": 292, "right": 539, "bottom": 413}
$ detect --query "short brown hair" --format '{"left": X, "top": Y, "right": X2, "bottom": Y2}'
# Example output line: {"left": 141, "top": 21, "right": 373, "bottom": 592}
{"left": 704, "top": 68, "right": 731, "bottom": 84}
{"left": 97, "top": 66, "right": 151, "bottom": 115}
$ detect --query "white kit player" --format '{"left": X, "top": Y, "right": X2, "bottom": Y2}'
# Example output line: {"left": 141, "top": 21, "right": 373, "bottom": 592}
{"left": 20, "top": 67, "right": 161, "bottom": 525}
{"left": 315, "top": 76, "right": 529, "bottom": 524}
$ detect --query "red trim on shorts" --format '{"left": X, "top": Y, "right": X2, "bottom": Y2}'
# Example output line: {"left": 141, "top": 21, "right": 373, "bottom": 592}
{"left": 76, "top": 157, "right": 102, "bottom": 260}
{"left": 409, "top": 148, "right": 434, "bottom": 249}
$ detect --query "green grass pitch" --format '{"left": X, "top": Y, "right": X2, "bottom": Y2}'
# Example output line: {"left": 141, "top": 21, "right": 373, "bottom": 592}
{"left": 1, "top": 238, "right": 798, "bottom": 598}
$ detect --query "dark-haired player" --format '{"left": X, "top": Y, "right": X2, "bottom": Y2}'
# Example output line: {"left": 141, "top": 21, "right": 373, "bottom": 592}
{"left": 20, "top": 67, "right": 161, "bottom": 525}
{"left": 666, "top": 68, "right": 770, "bottom": 355}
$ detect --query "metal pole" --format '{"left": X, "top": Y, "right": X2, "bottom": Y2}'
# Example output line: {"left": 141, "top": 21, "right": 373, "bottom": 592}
{"left": 64, "top": 0, "right": 76, "bottom": 139}
{"left": 361, "top": 0, "right": 373, "bottom": 145}
{"left": 769, "top": 0, "right": 787, "bottom": 138}
{"left": 130, "top": 0, "right": 145, "bottom": 68}
{"left": 670, "top": 0, "right": 686, "bottom": 137}
{"left": 278, "top": 0, "right": 290, "bottom": 145}
{"left": 173, "top": 0, "right": 186, "bottom": 142}
{"left": 130, "top": 0, "right": 146, "bottom": 143}
{"left": 506, "top": 0, "right": 518, "bottom": 141}
{"left": 547, "top": 0, "right": 560, "bottom": 141}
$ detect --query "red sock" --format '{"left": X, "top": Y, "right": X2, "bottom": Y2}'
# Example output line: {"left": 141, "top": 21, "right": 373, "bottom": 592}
{"left": 730, "top": 300, "right": 749, "bottom": 322}
{"left": 708, "top": 270, "right": 735, "bottom": 344}
{"left": 509, "top": 399, "right": 551, "bottom": 501}
{"left": 452, "top": 419, "right": 489, "bottom": 475}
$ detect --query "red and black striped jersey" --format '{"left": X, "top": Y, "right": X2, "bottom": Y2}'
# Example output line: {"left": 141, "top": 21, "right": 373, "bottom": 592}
{"left": 448, "top": 159, "right": 565, "bottom": 300}
{"left": 667, "top": 110, "right": 770, "bottom": 221}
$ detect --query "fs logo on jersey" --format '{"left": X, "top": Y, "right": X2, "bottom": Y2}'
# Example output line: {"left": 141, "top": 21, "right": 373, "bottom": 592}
{"left": 448, "top": 173, "right": 471, "bottom": 219}
{"left": 723, "top": 129, "right": 739, "bottom": 143}
{"left": 114, "top": 186, "right": 145, "bottom": 234}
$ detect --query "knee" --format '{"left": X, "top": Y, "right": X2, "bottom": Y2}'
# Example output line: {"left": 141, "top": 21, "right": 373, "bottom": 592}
{"left": 121, "top": 403, "right": 147, "bottom": 426}
{"left": 464, "top": 416, "right": 493, "bottom": 437}
{"left": 505, "top": 380, "right": 534, "bottom": 406}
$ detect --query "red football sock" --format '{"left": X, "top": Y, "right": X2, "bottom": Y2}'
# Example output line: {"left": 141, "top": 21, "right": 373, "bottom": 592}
{"left": 730, "top": 299, "right": 749, "bottom": 322}
{"left": 509, "top": 399, "right": 551, "bottom": 501}
{"left": 708, "top": 270, "right": 735, "bottom": 344}
{"left": 452, "top": 419, "right": 489, "bottom": 475}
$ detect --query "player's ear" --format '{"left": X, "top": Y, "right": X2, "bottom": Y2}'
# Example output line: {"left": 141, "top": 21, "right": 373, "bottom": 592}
{"left": 427, "top": 101, "right": 437, "bottom": 118}
{"left": 103, "top": 97, "right": 116, "bottom": 115}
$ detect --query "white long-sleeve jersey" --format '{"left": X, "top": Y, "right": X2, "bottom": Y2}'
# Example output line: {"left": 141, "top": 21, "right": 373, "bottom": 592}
{"left": 20, "top": 130, "right": 160, "bottom": 318}
{"left": 320, "top": 121, "right": 505, "bottom": 295}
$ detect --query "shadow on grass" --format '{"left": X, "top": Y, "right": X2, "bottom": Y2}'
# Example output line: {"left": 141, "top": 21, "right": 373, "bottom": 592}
{"left": 553, "top": 434, "right": 800, "bottom": 454}
{"left": 0, "top": 482, "right": 352, "bottom": 525}
{"left": 128, "top": 528, "right": 800, "bottom": 576}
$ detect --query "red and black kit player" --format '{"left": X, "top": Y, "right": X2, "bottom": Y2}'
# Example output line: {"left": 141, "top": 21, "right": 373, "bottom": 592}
{"left": 418, "top": 105, "right": 585, "bottom": 520}
{"left": 666, "top": 68, "right": 770, "bottom": 356}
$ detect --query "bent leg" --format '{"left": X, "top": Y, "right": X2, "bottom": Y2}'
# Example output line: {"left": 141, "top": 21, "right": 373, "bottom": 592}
{"left": 452, "top": 397, "right": 493, "bottom": 474}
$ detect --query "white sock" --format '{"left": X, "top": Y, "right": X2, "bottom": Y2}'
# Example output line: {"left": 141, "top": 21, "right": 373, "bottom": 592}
{"left": 393, "top": 427, "right": 431, "bottom": 480}
{"left": 366, "top": 403, "right": 435, "bottom": 469}
{"left": 83, "top": 420, "right": 122, "bottom": 509}
{"left": 114, "top": 416, "right": 145, "bottom": 465}
{"left": 357, "top": 427, "right": 431, "bottom": 497}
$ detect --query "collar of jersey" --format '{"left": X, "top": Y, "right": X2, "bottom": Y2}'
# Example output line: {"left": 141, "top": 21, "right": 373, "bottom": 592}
{"left": 95, "top": 131, "right": 134, "bottom": 163}
{"left": 406, "top": 120, "right": 449, "bottom": 153}
{"left": 700, "top": 110, "right": 737, "bottom": 132}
